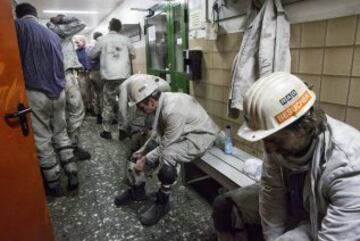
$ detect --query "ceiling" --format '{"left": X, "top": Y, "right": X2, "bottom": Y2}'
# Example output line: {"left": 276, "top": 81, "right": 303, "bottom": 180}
{"left": 17, "top": 0, "right": 305, "bottom": 34}
{"left": 17, "top": 0, "right": 126, "bottom": 33}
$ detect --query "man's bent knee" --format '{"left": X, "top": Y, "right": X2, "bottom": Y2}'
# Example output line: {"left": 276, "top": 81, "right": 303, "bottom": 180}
{"left": 212, "top": 194, "right": 235, "bottom": 233}
{"left": 157, "top": 164, "right": 177, "bottom": 185}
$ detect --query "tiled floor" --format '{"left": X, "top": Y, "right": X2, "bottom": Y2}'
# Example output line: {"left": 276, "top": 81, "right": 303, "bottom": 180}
{"left": 47, "top": 117, "right": 216, "bottom": 241}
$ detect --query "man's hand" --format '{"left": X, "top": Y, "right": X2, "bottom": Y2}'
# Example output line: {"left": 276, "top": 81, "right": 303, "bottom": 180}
{"left": 133, "top": 157, "right": 147, "bottom": 173}
{"left": 131, "top": 149, "right": 143, "bottom": 162}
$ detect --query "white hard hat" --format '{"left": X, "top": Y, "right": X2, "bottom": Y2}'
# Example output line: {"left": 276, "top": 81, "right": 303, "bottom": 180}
{"left": 155, "top": 78, "right": 171, "bottom": 92}
{"left": 238, "top": 72, "right": 316, "bottom": 142}
{"left": 128, "top": 75, "right": 159, "bottom": 104}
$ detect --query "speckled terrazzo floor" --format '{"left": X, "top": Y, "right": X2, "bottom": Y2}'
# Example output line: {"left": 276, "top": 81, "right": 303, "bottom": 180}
{"left": 47, "top": 117, "right": 217, "bottom": 241}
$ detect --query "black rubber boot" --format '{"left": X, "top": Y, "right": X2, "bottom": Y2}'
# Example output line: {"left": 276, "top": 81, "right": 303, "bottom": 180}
{"left": 96, "top": 114, "right": 102, "bottom": 124}
{"left": 140, "top": 191, "right": 170, "bottom": 226}
{"left": 212, "top": 195, "right": 234, "bottom": 233}
{"left": 63, "top": 158, "right": 79, "bottom": 191}
{"left": 86, "top": 108, "right": 95, "bottom": 116}
{"left": 114, "top": 183, "right": 147, "bottom": 207}
{"left": 119, "top": 129, "right": 130, "bottom": 141}
{"left": 47, "top": 182, "right": 65, "bottom": 197}
{"left": 100, "top": 131, "right": 112, "bottom": 140}
{"left": 73, "top": 147, "right": 91, "bottom": 161}
{"left": 67, "top": 172, "right": 79, "bottom": 191}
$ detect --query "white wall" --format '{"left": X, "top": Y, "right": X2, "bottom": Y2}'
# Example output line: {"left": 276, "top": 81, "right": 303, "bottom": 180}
{"left": 91, "top": 0, "right": 160, "bottom": 48}
{"left": 93, "top": 0, "right": 360, "bottom": 45}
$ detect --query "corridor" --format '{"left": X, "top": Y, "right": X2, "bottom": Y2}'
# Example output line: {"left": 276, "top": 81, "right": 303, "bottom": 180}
{"left": 47, "top": 117, "right": 216, "bottom": 241}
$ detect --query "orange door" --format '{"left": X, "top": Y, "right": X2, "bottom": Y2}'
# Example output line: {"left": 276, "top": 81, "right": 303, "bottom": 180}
{"left": 0, "top": 1, "right": 54, "bottom": 240}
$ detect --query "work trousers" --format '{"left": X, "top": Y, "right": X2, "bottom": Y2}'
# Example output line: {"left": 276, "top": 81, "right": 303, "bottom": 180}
{"left": 78, "top": 71, "right": 92, "bottom": 111}
{"left": 129, "top": 134, "right": 216, "bottom": 195}
{"left": 65, "top": 70, "right": 85, "bottom": 147}
{"left": 89, "top": 70, "right": 103, "bottom": 115}
{"left": 159, "top": 133, "right": 217, "bottom": 166}
{"left": 27, "top": 90, "right": 77, "bottom": 188}
{"left": 214, "top": 184, "right": 313, "bottom": 241}
{"left": 102, "top": 79, "right": 123, "bottom": 132}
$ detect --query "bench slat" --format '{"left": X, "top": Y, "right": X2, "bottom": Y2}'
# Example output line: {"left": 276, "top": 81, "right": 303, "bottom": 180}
{"left": 198, "top": 151, "right": 255, "bottom": 187}
{"left": 208, "top": 147, "right": 245, "bottom": 171}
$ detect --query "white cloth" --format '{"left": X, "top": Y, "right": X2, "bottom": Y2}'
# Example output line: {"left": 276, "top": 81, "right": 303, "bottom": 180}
{"left": 228, "top": 0, "right": 290, "bottom": 117}
{"left": 145, "top": 92, "right": 220, "bottom": 165}
{"left": 90, "top": 31, "right": 135, "bottom": 80}
{"left": 260, "top": 116, "right": 360, "bottom": 241}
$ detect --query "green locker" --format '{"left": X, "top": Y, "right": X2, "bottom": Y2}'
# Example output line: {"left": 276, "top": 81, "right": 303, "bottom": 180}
{"left": 145, "top": 1, "right": 189, "bottom": 93}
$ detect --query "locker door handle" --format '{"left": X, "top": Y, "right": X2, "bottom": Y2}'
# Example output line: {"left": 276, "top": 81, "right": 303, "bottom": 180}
{"left": 4, "top": 103, "right": 32, "bottom": 136}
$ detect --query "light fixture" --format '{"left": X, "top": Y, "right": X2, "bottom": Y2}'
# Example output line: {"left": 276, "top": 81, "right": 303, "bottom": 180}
{"left": 43, "top": 10, "right": 99, "bottom": 15}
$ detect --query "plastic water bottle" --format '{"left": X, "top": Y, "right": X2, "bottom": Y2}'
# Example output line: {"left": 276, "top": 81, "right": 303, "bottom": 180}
{"left": 224, "top": 124, "right": 233, "bottom": 155}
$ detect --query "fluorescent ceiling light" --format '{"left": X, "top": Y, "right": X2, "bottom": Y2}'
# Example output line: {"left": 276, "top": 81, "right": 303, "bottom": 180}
{"left": 43, "top": 10, "right": 99, "bottom": 14}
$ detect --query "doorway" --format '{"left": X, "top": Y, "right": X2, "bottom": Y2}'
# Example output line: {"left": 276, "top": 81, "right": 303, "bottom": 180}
{"left": 145, "top": 1, "right": 189, "bottom": 93}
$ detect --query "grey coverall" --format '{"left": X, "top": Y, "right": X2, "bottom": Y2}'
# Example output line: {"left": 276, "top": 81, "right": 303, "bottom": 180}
{"left": 215, "top": 116, "right": 360, "bottom": 241}
{"left": 131, "top": 93, "right": 220, "bottom": 191}
{"left": 228, "top": 0, "right": 290, "bottom": 117}
{"left": 47, "top": 17, "right": 86, "bottom": 147}
{"left": 90, "top": 31, "right": 135, "bottom": 133}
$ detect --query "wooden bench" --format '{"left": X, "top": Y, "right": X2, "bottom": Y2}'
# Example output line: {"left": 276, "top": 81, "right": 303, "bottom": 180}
{"left": 182, "top": 146, "right": 261, "bottom": 200}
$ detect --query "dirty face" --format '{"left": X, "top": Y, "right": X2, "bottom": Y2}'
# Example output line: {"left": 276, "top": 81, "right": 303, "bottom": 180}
{"left": 136, "top": 98, "right": 157, "bottom": 115}
{"left": 263, "top": 127, "right": 313, "bottom": 157}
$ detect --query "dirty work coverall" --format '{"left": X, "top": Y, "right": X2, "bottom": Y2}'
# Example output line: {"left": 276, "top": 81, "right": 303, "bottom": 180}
{"left": 130, "top": 93, "right": 220, "bottom": 194}
{"left": 47, "top": 17, "right": 86, "bottom": 147}
{"left": 89, "top": 51, "right": 103, "bottom": 116}
{"left": 215, "top": 116, "right": 360, "bottom": 241}
{"left": 228, "top": 0, "right": 290, "bottom": 117}
{"left": 90, "top": 31, "right": 135, "bottom": 133}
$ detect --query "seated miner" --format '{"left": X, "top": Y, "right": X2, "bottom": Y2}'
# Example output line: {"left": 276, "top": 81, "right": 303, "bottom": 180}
{"left": 212, "top": 72, "right": 360, "bottom": 241}
{"left": 118, "top": 74, "right": 170, "bottom": 186}
{"left": 114, "top": 75, "right": 220, "bottom": 226}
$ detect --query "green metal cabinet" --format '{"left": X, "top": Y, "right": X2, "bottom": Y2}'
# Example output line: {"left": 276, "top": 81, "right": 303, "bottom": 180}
{"left": 145, "top": 1, "right": 189, "bottom": 93}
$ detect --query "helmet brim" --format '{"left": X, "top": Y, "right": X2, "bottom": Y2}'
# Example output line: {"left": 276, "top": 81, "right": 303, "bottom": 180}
{"left": 128, "top": 101, "right": 136, "bottom": 107}
{"left": 237, "top": 123, "right": 279, "bottom": 142}
{"left": 238, "top": 91, "right": 316, "bottom": 142}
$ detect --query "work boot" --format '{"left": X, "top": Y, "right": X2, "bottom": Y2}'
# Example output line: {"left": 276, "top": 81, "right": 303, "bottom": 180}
{"left": 47, "top": 182, "right": 65, "bottom": 197}
{"left": 140, "top": 191, "right": 170, "bottom": 226}
{"left": 114, "top": 183, "right": 147, "bottom": 207}
{"left": 86, "top": 108, "right": 96, "bottom": 116}
{"left": 96, "top": 114, "right": 102, "bottom": 124}
{"left": 67, "top": 172, "right": 79, "bottom": 191}
{"left": 100, "top": 131, "right": 112, "bottom": 140}
{"left": 63, "top": 157, "right": 79, "bottom": 190}
{"left": 119, "top": 129, "right": 130, "bottom": 141}
{"left": 73, "top": 147, "right": 91, "bottom": 161}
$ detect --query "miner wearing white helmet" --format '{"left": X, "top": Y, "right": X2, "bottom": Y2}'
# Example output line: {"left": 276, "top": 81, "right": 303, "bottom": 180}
{"left": 117, "top": 75, "right": 170, "bottom": 189}
{"left": 213, "top": 72, "right": 360, "bottom": 241}
{"left": 117, "top": 74, "right": 171, "bottom": 140}
{"left": 114, "top": 75, "right": 220, "bottom": 226}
